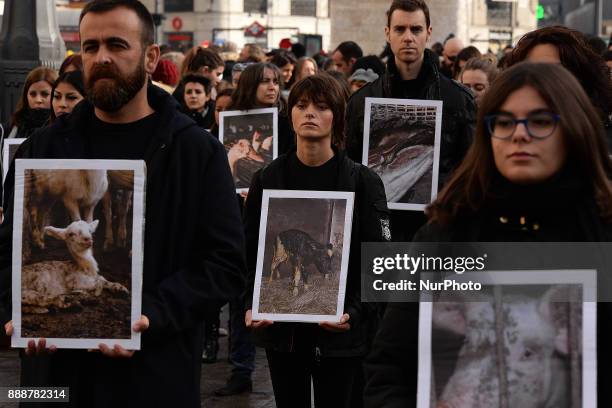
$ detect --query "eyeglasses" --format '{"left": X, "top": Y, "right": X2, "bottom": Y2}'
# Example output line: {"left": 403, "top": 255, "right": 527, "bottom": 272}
{"left": 484, "top": 112, "right": 560, "bottom": 140}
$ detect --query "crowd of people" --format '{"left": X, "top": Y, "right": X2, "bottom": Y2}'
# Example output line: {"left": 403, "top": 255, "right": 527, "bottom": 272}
{"left": 0, "top": 0, "right": 611, "bottom": 407}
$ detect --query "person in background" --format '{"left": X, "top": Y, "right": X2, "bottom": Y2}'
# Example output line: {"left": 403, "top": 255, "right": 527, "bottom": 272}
{"left": 440, "top": 36, "right": 464, "bottom": 78}
{"left": 59, "top": 53, "right": 83, "bottom": 75}
{"left": 586, "top": 34, "right": 607, "bottom": 56}
{"left": 459, "top": 56, "right": 498, "bottom": 106}
{"left": 348, "top": 68, "right": 379, "bottom": 93}
{"left": 331, "top": 41, "right": 364, "bottom": 76}
{"left": 291, "top": 42, "right": 306, "bottom": 59}
{"left": 180, "top": 74, "right": 215, "bottom": 130}
{"left": 210, "top": 88, "right": 234, "bottom": 139}
{"left": 152, "top": 59, "right": 179, "bottom": 93}
{"left": 231, "top": 62, "right": 253, "bottom": 88}
{"left": 508, "top": 25, "right": 612, "bottom": 151}
{"left": 365, "top": 62, "right": 612, "bottom": 408}
{"left": 7, "top": 66, "right": 57, "bottom": 139}
{"left": 159, "top": 51, "right": 185, "bottom": 76}
{"left": 270, "top": 50, "right": 297, "bottom": 99}
{"left": 451, "top": 45, "right": 481, "bottom": 79}
{"left": 326, "top": 70, "right": 352, "bottom": 101}
{"left": 50, "top": 70, "right": 86, "bottom": 121}
{"left": 351, "top": 55, "right": 386, "bottom": 77}
{"left": 293, "top": 57, "right": 318, "bottom": 86}
{"left": 245, "top": 74, "right": 391, "bottom": 408}
{"left": 239, "top": 43, "right": 266, "bottom": 63}
{"left": 180, "top": 46, "right": 225, "bottom": 92}
{"left": 603, "top": 51, "right": 612, "bottom": 80}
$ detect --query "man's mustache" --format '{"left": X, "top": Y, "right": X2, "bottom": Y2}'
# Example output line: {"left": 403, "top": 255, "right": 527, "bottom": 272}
{"left": 87, "top": 65, "right": 122, "bottom": 83}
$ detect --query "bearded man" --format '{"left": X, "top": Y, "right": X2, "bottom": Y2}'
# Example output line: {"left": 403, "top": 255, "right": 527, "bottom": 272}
{"left": 0, "top": 1, "right": 246, "bottom": 406}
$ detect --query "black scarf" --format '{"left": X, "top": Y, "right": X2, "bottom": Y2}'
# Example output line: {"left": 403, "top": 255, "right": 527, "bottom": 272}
{"left": 15, "top": 108, "right": 51, "bottom": 138}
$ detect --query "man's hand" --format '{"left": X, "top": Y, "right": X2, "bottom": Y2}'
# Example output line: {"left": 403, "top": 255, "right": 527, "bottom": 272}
{"left": 319, "top": 313, "right": 351, "bottom": 332}
{"left": 245, "top": 309, "right": 273, "bottom": 329}
{"left": 5, "top": 321, "right": 57, "bottom": 356}
{"left": 98, "top": 315, "right": 149, "bottom": 358}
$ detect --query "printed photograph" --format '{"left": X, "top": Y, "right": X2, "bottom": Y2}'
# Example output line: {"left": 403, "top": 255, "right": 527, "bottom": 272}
{"left": 11, "top": 160, "right": 145, "bottom": 350}
{"left": 252, "top": 190, "right": 354, "bottom": 323}
{"left": 220, "top": 108, "right": 278, "bottom": 192}
{"left": 417, "top": 270, "right": 597, "bottom": 408}
{"left": 363, "top": 98, "right": 442, "bottom": 211}
{"left": 2, "top": 138, "right": 26, "bottom": 183}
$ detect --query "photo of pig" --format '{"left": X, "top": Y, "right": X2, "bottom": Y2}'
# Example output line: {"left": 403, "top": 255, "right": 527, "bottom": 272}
{"left": 11, "top": 159, "right": 145, "bottom": 350}
{"left": 428, "top": 285, "right": 586, "bottom": 408}
{"left": 220, "top": 108, "right": 278, "bottom": 192}
{"left": 363, "top": 98, "right": 442, "bottom": 211}
{"left": 252, "top": 190, "right": 354, "bottom": 323}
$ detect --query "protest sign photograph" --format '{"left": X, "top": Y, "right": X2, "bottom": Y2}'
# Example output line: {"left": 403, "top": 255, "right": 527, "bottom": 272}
{"left": 252, "top": 189, "right": 354, "bottom": 323}
{"left": 417, "top": 270, "right": 597, "bottom": 408}
{"left": 2, "top": 138, "right": 26, "bottom": 183}
{"left": 219, "top": 107, "right": 278, "bottom": 193}
{"left": 11, "top": 159, "right": 145, "bottom": 350}
{"left": 362, "top": 98, "right": 442, "bottom": 211}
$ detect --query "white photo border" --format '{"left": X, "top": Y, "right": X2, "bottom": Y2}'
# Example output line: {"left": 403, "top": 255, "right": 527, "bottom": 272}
{"left": 219, "top": 107, "right": 279, "bottom": 193}
{"left": 252, "top": 189, "right": 355, "bottom": 323}
{"left": 2, "top": 138, "right": 26, "bottom": 183}
{"left": 362, "top": 97, "right": 442, "bottom": 211}
{"left": 11, "top": 159, "right": 146, "bottom": 350}
{"left": 416, "top": 269, "right": 597, "bottom": 408}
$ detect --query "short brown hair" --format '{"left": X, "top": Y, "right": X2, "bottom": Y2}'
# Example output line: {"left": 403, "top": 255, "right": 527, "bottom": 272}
{"left": 288, "top": 73, "right": 347, "bottom": 149}
{"left": 428, "top": 62, "right": 612, "bottom": 224}
{"left": 387, "top": 0, "right": 430, "bottom": 28}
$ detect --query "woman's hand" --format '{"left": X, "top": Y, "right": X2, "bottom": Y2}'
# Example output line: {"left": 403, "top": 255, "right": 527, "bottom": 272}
{"left": 319, "top": 313, "right": 350, "bottom": 332}
{"left": 245, "top": 309, "right": 274, "bottom": 329}
{"left": 5, "top": 320, "right": 57, "bottom": 356}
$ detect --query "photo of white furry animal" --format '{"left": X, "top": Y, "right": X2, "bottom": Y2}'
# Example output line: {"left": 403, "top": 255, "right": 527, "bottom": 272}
{"left": 417, "top": 270, "right": 597, "bottom": 408}
{"left": 11, "top": 159, "right": 145, "bottom": 350}
{"left": 363, "top": 98, "right": 442, "bottom": 211}
{"left": 252, "top": 190, "right": 354, "bottom": 323}
{"left": 220, "top": 108, "right": 278, "bottom": 193}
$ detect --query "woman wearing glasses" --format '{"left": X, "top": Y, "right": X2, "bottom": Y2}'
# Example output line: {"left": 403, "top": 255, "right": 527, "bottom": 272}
{"left": 364, "top": 62, "right": 612, "bottom": 407}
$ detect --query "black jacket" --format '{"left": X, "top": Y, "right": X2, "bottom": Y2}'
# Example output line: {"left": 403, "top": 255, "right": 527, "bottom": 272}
{"left": 345, "top": 49, "right": 476, "bottom": 186}
{"left": 244, "top": 149, "right": 391, "bottom": 357}
{"left": 0, "top": 85, "right": 246, "bottom": 407}
{"left": 183, "top": 101, "right": 216, "bottom": 130}
{"left": 364, "top": 174, "right": 612, "bottom": 408}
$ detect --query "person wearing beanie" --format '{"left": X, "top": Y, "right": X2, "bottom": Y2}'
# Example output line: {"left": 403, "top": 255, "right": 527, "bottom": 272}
{"left": 348, "top": 68, "right": 379, "bottom": 93}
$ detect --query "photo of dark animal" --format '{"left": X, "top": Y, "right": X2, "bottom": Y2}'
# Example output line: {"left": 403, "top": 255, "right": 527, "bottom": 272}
{"left": 270, "top": 229, "right": 333, "bottom": 296}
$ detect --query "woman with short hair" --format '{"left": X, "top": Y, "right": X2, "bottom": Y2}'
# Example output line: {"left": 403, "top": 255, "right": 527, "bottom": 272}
{"left": 244, "top": 73, "right": 391, "bottom": 408}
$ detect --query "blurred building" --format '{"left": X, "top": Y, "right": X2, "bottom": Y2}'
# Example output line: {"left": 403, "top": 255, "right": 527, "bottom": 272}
{"left": 538, "top": 0, "right": 611, "bottom": 36}
{"left": 55, "top": 0, "right": 330, "bottom": 54}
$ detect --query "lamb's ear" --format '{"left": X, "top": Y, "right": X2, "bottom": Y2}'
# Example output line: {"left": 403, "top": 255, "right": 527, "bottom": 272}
{"left": 89, "top": 220, "right": 99, "bottom": 233}
{"left": 44, "top": 226, "right": 66, "bottom": 241}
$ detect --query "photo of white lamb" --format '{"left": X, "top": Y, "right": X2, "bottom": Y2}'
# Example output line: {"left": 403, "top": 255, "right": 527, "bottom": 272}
{"left": 22, "top": 220, "right": 129, "bottom": 314}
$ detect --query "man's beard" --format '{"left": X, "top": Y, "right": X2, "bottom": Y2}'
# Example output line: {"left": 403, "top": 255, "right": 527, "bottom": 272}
{"left": 85, "top": 61, "right": 146, "bottom": 112}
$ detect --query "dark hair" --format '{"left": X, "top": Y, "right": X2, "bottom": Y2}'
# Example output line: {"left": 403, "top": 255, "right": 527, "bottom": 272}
{"left": 230, "top": 63, "right": 283, "bottom": 111}
{"left": 59, "top": 53, "right": 83, "bottom": 75}
{"left": 333, "top": 41, "right": 363, "bottom": 62}
{"left": 603, "top": 50, "right": 612, "bottom": 62}
{"left": 351, "top": 55, "right": 386, "bottom": 76}
{"left": 387, "top": 0, "right": 430, "bottom": 28}
{"left": 428, "top": 63, "right": 612, "bottom": 224}
{"left": 50, "top": 70, "right": 86, "bottom": 122}
{"left": 291, "top": 43, "right": 306, "bottom": 59}
{"left": 12, "top": 66, "right": 57, "bottom": 128}
{"left": 508, "top": 26, "right": 612, "bottom": 121}
{"left": 431, "top": 42, "right": 444, "bottom": 57}
{"left": 586, "top": 35, "right": 607, "bottom": 55}
{"left": 452, "top": 46, "right": 481, "bottom": 79}
{"left": 182, "top": 74, "right": 212, "bottom": 95}
{"left": 325, "top": 70, "right": 352, "bottom": 102}
{"left": 270, "top": 51, "right": 297, "bottom": 69}
{"left": 288, "top": 73, "right": 347, "bottom": 149}
{"left": 79, "top": 0, "right": 154, "bottom": 47}
{"left": 216, "top": 87, "right": 234, "bottom": 100}
{"left": 460, "top": 56, "right": 499, "bottom": 83}
{"left": 181, "top": 46, "right": 224, "bottom": 76}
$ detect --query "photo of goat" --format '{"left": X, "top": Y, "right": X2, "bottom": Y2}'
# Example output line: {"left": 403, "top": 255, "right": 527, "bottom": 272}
{"left": 363, "top": 98, "right": 442, "bottom": 211}
{"left": 11, "top": 160, "right": 145, "bottom": 350}
{"left": 220, "top": 107, "right": 278, "bottom": 192}
{"left": 252, "top": 190, "right": 354, "bottom": 323}
{"left": 417, "top": 271, "right": 597, "bottom": 408}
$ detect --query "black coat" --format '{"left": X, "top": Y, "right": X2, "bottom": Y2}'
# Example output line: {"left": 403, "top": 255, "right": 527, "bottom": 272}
{"left": 364, "top": 175, "right": 612, "bottom": 408}
{"left": 244, "top": 149, "right": 391, "bottom": 357}
{"left": 0, "top": 85, "right": 246, "bottom": 407}
{"left": 345, "top": 49, "right": 476, "bottom": 187}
